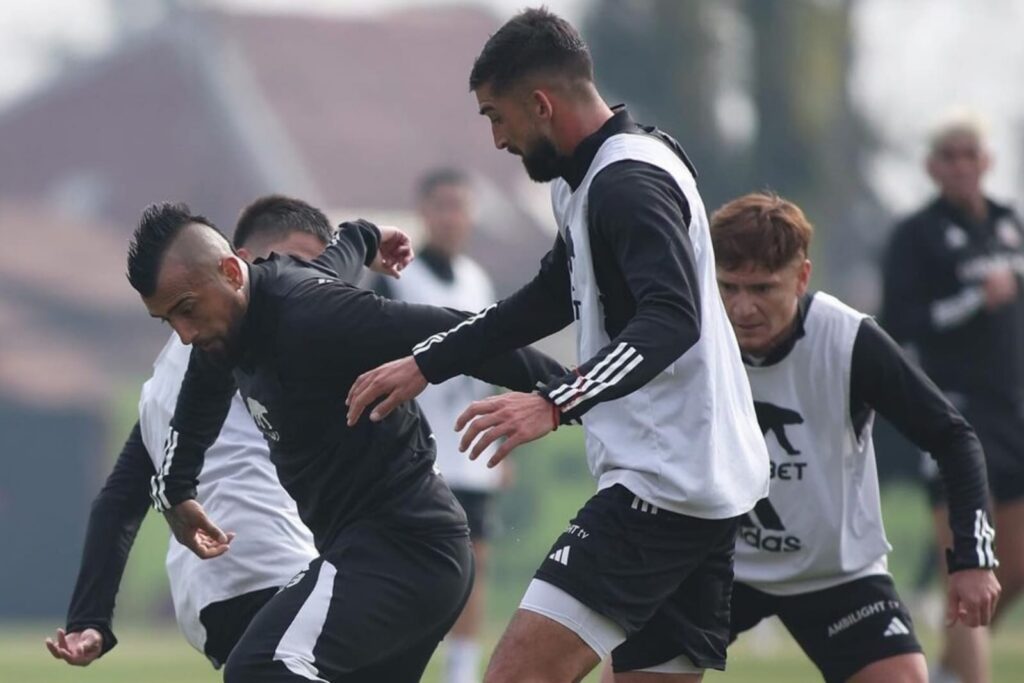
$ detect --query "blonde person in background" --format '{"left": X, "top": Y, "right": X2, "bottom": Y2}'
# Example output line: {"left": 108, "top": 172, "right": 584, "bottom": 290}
{"left": 883, "top": 113, "right": 1024, "bottom": 683}
{"left": 373, "top": 168, "right": 505, "bottom": 683}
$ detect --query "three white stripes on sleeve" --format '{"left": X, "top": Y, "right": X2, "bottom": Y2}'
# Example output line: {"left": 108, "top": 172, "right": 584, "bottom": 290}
{"left": 974, "top": 509, "right": 998, "bottom": 568}
{"left": 150, "top": 427, "right": 178, "bottom": 512}
{"left": 547, "top": 342, "right": 645, "bottom": 414}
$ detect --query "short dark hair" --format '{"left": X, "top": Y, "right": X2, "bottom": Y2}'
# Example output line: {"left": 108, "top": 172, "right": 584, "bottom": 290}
{"left": 127, "top": 202, "right": 220, "bottom": 297}
{"left": 469, "top": 7, "right": 593, "bottom": 94}
{"left": 233, "top": 195, "right": 333, "bottom": 250}
{"left": 710, "top": 192, "right": 814, "bottom": 272}
{"left": 417, "top": 167, "right": 469, "bottom": 201}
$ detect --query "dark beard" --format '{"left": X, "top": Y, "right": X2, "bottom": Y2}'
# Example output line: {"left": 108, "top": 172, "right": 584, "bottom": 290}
{"left": 521, "top": 136, "right": 563, "bottom": 182}
{"left": 204, "top": 310, "right": 245, "bottom": 366}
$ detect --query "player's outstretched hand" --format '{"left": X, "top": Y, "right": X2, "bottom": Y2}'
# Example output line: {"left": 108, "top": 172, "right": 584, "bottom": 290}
{"left": 346, "top": 356, "right": 427, "bottom": 426}
{"left": 371, "top": 225, "right": 414, "bottom": 279}
{"left": 456, "top": 392, "right": 557, "bottom": 467}
{"left": 45, "top": 627, "right": 102, "bottom": 666}
{"left": 946, "top": 568, "right": 1001, "bottom": 627}
{"left": 164, "top": 499, "right": 235, "bottom": 560}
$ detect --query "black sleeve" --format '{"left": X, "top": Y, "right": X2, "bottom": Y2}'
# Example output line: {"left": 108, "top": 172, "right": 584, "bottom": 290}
{"left": 286, "top": 281, "right": 567, "bottom": 392}
{"left": 370, "top": 273, "right": 395, "bottom": 299}
{"left": 410, "top": 236, "right": 574, "bottom": 383}
{"left": 881, "top": 222, "right": 984, "bottom": 342}
{"left": 538, "top": 161, "right": 701, "bottom": 422}
{"left": 65, "top": 423, "right": 154, "bottom": 655}
{"left": 311, "top": 219, "right": 381, "bottom": 283}
{"left": 850, "top": 318, "right": 995, "bottom": 571}
{"left": 153, "top": 350, "right": 236, "bottom": 512}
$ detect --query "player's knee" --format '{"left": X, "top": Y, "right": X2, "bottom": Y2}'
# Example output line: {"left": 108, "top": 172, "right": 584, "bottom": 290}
{"left": 848, "top": 653, "right": 926, "bottom": 683}
{"left": 483, "top": 663, "right": 548, "bottom": 683}
{"left": 483, "top": 643, "right": 561, "bottom": 683}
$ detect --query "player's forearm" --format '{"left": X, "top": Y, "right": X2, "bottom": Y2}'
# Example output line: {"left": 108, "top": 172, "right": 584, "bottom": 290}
{"left": 928, "top": 286, "right": 986, "bottom": 332}
{"left": 154, "top": 352, "right": 235, "bottom": 511}
{"left": 881, "top": 245, "right": 982, "bottom": 340}
{"left": 465, "top": 343, "right": 567, "bottom": 394}
{"left": 933, "top": 430, "right": 997, "bottom": 571}
{"left": 852, "top": 319, "right": 996, "bottom": 570}
{"left": 65, "top": 499, "right": 141, "bottom": 655}
{"left": 66, "top": 424, "right": 152, "bottom": 655}
{"left": 413, "top": 277, "right": 573, "bottom": 384}
{"left": 314, "top": 219, "right": 381, "bottom": 283}
{"left": 540, "top": 304, "right": 699, "bottom": 422}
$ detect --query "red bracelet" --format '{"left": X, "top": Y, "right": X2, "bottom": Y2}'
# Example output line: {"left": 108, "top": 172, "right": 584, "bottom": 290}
{"left": 551, "top": 402, "right": 560, "bottom": 432}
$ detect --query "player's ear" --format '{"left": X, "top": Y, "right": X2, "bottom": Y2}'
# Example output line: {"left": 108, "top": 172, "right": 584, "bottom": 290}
{"left": 221, "top": 255, "right": 245, "bottom": 291}
{"left": 529, "top": 88, "right": 553, "bottom": 121}
{"left": 236, "top": 246, "right": 253, "bottom": 263}
{"left": 796, "top": 258, "right": 812, "bottom": 296}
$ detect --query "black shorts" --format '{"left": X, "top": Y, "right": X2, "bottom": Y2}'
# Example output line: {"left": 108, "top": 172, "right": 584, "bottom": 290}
{"left": 927, "top": 399, "right": 1024, "bottom": 505}
{"left": 533, "top": 484, "right": 739, "bottom": 672}
{"left": 200, "top": 586, "right": 279, "bottom": 668}
{"left": 223, "top": 520, "right": 473, "bottom": 683}
{"left": 452, "top": 488, "right": 496, "bottom": 541}
{"left": 730, "top": 575, "right": 922, "bottom": 683}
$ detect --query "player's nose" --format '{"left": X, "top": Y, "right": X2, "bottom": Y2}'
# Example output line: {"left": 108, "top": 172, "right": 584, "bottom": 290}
{"left": 172, "top": 321, "right": 199, "bottom": 346}
{"left": 492, "top": 126, "right": 508, "bottom": 151}
{"left": 731, "top": 295, "right": 758, "bottom": 318}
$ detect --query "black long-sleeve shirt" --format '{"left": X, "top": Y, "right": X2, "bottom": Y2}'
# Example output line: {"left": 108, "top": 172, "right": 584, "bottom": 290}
{"left": 412, "top": 108, "right": 701, "bottom": 424}
{"left": 63, "top": 220, "right": 386, "bottom": 653}
{"left": 763, "top": 294, "right": 992, "bottom": 571}
{"left": 64, "top": 423, "right": 152, "bottom": 655}
{"left": 156, "top": 256, "right": 565, "bottom": 550}
{"left": 882, "top": 197, "right": 1024, "bottom": 408}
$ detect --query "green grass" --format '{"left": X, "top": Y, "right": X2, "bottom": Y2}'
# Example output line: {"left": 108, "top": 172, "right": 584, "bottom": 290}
{"left": 13, "top": 621, "right": 1024, "bottom": 682}
{"left": 8, "top": 424, "right": 1024, "bottom": 681}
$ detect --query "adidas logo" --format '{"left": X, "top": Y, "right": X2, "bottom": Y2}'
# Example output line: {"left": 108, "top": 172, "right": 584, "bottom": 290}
{"left": 630, "top": 496, "right": 659, "bottom": 515}
{"left": 548, "top": 546, "right": 571, "bottom": 566}
{"left": 883, "top": 617, "right": 910, "bottom": 637}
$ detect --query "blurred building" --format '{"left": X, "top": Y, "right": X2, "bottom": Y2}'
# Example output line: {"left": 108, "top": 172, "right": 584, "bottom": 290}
{"left": 0, "top": 4, "right": 555, "bottom": 297}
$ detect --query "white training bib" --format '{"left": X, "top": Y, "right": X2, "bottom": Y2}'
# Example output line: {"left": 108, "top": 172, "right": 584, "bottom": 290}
{"left": 550, "top": 133, "right": 769, "bottom": 518}
{"left": 735, "top": 293, "right": 891, "bottom": 594}
{"left": 139, "top": 335, "right": 317, "bottom": 652}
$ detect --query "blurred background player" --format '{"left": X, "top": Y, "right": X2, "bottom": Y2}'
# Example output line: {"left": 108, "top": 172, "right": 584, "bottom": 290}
{"left": 883, "top": 114, "right": 1024, "bottom": 683}
{"left": 45, "top": 196, "right": 411, "bottom": 669}
{"left": 373, "top": 168, "right": 504, "bottom": 683}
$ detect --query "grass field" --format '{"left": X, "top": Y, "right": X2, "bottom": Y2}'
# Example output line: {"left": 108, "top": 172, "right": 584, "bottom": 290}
{"left": 6, "top": 426, "right": 1024, "bottom": 681}
{"left": 7, "top": 619, "right": 1024, "bottom": 682}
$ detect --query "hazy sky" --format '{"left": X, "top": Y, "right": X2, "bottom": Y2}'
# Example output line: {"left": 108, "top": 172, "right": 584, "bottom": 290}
{"left": 1, "top": 0, "right": 1021, "bottom": 211}
{"left": 852, "top": 0, "right": 1024, "bottom": 211}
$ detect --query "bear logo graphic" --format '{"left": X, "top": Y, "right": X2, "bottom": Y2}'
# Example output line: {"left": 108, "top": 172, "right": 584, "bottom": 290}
{"left": 754, "top": 401, "right": 804, "bottom": 456}
{"left": 245, "top": 397, "right": 280, "bottom": 442}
